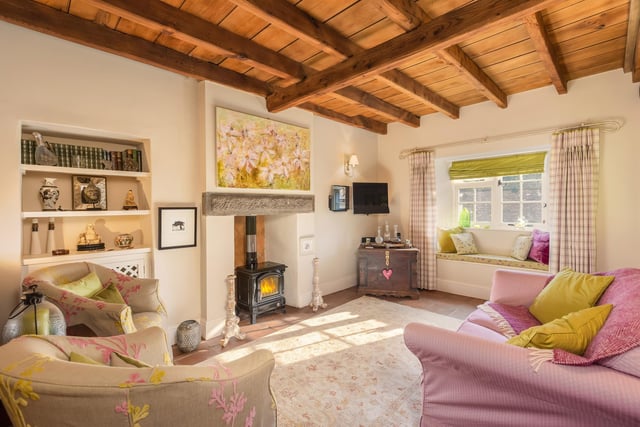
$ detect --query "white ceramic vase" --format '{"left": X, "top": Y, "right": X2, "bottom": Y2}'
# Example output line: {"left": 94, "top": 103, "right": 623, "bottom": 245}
{"left": 39, "top": 178, "right": 60, "bottom": 211}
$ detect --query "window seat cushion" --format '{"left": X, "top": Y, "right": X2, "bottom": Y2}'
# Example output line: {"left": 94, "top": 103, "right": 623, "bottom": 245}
{"left": 436, "top": 252, "right": 549, "bottom": 271}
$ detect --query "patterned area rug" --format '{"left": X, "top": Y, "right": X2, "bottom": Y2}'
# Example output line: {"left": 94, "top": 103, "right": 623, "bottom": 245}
{"left": 208, "top": 296, "right": 463, "bottom": 426}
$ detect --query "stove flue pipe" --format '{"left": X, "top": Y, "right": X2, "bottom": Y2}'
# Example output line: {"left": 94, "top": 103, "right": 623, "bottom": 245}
{"left": 245, "top": 216, "right": 258, "bottom": 269}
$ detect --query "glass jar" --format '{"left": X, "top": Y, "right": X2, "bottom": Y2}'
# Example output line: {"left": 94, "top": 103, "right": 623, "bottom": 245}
{"left": 2, "top": 285, "right": 66, "bottom": 344}
{"left": 375, "top": 226, "right": 384, "bottom": 244}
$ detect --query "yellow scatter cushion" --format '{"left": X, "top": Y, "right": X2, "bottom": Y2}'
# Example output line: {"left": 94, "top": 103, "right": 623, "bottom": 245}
{"left": 69, "top": 351, "right": 105, "bottom": 365}
{"left": 111, "top": 352, "right": 152, "bottom": 368}
{"left": 57, "top": 271, "right": 103, "bottom": 297}
{"left": 90, "top": 283, "right": 126, "bottom": 304}
{"left": 507, "top": 304, "right": 613, "bottom": 355}
{"left": 528, "top": 268, "right": 614, "bottom": 324}
{"left": 437, "top": 226, "right": 463, "bottom": 253}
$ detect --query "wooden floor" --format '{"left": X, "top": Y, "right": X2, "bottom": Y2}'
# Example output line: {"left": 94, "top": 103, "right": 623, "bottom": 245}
{"left": 173, "top": 287, "right": 483, "bottom": 365}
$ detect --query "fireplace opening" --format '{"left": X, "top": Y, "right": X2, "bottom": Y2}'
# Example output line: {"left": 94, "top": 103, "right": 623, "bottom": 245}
{"left": 235, "top": 216, "right": 287, "bottom": 324}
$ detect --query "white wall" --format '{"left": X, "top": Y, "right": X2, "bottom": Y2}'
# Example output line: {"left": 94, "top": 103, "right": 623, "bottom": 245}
{"left": 379, "top": 70, "right": 640, "bottom": 273}
{"left": 0, "top": 21, "right": 379, "bottom": 341}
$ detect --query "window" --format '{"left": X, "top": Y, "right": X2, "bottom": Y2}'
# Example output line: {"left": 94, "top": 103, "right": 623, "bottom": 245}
{"left": 453, "top": 173, "right": 545, "bottom": 228}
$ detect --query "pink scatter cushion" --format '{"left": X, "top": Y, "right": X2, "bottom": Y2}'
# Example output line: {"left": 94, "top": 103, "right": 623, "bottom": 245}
{"left": 528, "top": 229, "right": 549, "bottom": 264}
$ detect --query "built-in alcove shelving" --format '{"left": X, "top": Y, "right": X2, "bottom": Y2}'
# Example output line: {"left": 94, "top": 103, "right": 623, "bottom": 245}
{"left": 20, "top": 121, "right": 153, "bottom": 277}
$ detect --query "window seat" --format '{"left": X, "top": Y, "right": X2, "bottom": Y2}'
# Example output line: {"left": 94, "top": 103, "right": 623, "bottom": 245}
{"left": 435, "top": 228, "right": 549, "bottom": 300}
{"left": 435, "top": 252, "right": 548, "bottom": 271}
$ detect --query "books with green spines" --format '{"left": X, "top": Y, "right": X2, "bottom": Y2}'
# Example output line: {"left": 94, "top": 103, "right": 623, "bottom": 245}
{"left": 27, "top": 140, "right": 36, "bottom": 165}
{"left": 81, "top": 145, "right": 88, "bottom": 168}
{"left": 61, "top": 144, "right": 69, "bottom": 167}
{"left": 21, "top": 139, "right": 29, "bottom": 164}
{"left": 137, "top": 149, "right": 143, "bottom": 172}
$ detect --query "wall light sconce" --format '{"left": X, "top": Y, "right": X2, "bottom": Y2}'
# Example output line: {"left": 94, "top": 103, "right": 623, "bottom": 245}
{"left": 344, "top": 154, "right": 359, "bottom": 177}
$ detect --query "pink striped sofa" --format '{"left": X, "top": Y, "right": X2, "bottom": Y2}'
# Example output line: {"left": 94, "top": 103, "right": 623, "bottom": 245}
{"left": 404, "top": 268, "right": 640, "bottom": 426}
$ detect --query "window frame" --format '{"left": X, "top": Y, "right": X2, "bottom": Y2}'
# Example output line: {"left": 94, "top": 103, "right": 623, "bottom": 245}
{"left": 452, "top": 173, "right": 547, "bottom": 229}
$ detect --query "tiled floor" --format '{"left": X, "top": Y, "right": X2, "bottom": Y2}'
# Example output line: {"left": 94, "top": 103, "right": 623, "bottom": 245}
{"left": 173, "top": 287, "right": 483, "bottom": 365}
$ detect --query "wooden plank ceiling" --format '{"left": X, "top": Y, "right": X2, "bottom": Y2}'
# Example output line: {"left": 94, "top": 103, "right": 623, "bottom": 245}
{"left": 1, "top": 0, "right": 638, "bottom": 134}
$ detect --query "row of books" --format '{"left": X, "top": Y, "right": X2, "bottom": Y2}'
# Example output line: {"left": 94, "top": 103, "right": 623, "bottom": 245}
{"left": 21, "top": 139, "right": 143, "bottom": 172}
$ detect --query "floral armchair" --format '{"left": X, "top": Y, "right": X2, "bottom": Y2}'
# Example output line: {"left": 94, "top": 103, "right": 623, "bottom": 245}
{"left": 0, "top": 326, "right": 277, "bottom": 426}
{"left": 22, "top": 262, "right": 166, "bottom": 336}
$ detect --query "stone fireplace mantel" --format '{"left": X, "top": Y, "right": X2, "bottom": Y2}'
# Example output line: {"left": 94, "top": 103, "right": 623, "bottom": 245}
{"left": 202, "top": 192, "right": 315, "bottom": 216}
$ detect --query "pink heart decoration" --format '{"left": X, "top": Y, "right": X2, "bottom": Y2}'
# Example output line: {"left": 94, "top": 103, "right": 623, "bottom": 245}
{"left": 382, "top": 268, "right": 393, "bottom": 280}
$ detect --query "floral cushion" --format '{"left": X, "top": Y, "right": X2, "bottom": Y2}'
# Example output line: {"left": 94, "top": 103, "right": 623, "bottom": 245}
{"left": 450, "top": 232, "right": 478, "bottom": 255}
{"left": 511, "top": 235, "right": 533, "bottom": 261}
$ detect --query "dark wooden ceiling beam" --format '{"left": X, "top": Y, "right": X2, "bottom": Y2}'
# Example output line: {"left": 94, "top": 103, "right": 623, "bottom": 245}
{"left": 625, "top": 0, "right": 640, "bottom": 82}
{"left": 298, "top": 103, "right": 388, "bottom": 135}
{"left": 228, "top": 0, "right": 359, "bottom": 59}
{"left": 85, "top": 0, "right": 305, "bottom": 82}
{"left": 266, "top": 0, "right": 556, "bottom": 112}
{"left": 334, "top": 87, "right": 420, "bottom": 127}
{"left": 0, "top": 0, "right": 394, "bottom": 133}
{"left": 0, "top": 0, "right": 269, "bottom": 96}
{"left": 523, "top": 12, "right": 568, "bottom": 94}
{"left": 376, "top": 0, "right": 507, "bottom": 108}
{"left": 228, "top": 0, "right": 458, "bottom": 118}
{"left": 380, "top": 70, "right": 459, "bottom": 119}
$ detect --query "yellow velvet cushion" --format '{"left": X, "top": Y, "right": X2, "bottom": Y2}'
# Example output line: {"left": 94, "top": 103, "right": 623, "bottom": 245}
{"left": 90, "top": 283, "right": 126, "bottom": 304}
{"left": 437, "top": 226, "right": 463, "bottom": 253}
{"left": 528, "top": 268, "right": 614, "bottom": 324}
{"left": 69, "top": 351, "right": 105, "bottom": 365}
{"left": 110, "top": 352, "right": 152, "bottom": 368}
{"left": 507, "top": 304, "right": 613, "bottom": 355}
{"left": 57, "top": 271, "right": 103, "bottom": 297}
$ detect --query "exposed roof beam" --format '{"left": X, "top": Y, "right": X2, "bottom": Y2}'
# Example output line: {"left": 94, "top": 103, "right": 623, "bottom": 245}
{"left": 298, "top": 103, "right": 388, "bottom": 135}
{"left": 228, "top": 0, "right": 359, "bottom": 59}
{"left": 88, "top": 0, "right": 422, "bottom": 125}
{"left": 334, "top": 87, "right": 421, "bottom": 127}
{"left": 376, "top": 0, "right": 507, "bottom": 108}
{"left": 228, "top": 0, "right": 457, "bottom": 118}
{"left": 625, "top": 0, "right": 640, "bottom": 80}
{"left": 267, "top": 0, "right": 556, "bottom": 112}
{"left": 523, "top": 12, "right": 567, "bottom": 94}
{"left": 0, "top": 0, "right": 269, "bottom": 95}
{"left": 375, "top": 0, "right": 423, "bottom": 31}
{"left": 380, "top": 70, "right": 459, "bottom": 119}
{"left": 0, "top": 0, "right": 391, "bottom": 133}
{"left": 96, "top": 0, "right": 418, "bottom": 127}
{"left": 85, "top": 0, "right": 305, "bottom": 82}
{"left": 635, "top": 33, "right": 640, "bottom": 83}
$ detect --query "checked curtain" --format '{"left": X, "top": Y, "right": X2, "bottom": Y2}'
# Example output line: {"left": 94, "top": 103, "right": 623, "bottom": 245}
{"left": 408, "top": 150, "right": 437, "bottom": 290}
{"left": 549, "top": 127, "right": 600, "bottom": 273}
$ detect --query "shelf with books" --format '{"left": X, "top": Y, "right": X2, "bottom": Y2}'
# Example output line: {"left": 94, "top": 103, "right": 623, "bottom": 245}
{"left": 20, "top": 122, "right": 153, "bottom": 273}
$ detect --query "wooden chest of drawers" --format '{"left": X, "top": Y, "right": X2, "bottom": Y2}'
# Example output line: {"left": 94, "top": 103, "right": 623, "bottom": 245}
{"left": 357, "top": 247, "right": 420, "bottom": 299}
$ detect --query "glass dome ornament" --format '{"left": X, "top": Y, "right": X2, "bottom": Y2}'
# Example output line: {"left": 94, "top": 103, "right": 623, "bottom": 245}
{"left": 1, "top": 284, "right": 66, "bottom": 344}
{"left": 33, "top": 131, "right": 58, "bottom": 166}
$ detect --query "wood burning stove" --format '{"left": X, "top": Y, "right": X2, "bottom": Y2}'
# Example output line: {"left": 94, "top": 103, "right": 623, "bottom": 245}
{"left": 235, "top": 262, "right": 287, "bottom": 324}
{"left": 235, "top": 216, "right": 287, "bottom": 323}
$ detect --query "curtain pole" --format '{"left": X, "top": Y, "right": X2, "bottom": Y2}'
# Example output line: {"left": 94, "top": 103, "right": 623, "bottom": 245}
{"left": 398, "top": 118, "right": 623, "bottom": 158}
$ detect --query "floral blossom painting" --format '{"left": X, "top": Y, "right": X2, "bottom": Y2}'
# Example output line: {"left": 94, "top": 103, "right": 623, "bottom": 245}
{"left": 216, "top": 107, "right": 311, "bottom": 190}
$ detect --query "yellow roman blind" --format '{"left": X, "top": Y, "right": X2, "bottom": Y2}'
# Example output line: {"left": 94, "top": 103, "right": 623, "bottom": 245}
{"left": 449, "top": 151, "right": 547, "bottom": 180}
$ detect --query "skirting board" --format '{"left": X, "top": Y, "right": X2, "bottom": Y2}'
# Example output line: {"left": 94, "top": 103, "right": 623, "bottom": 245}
{"left": 436, "top": 278, "right": 491, "bottom": 300}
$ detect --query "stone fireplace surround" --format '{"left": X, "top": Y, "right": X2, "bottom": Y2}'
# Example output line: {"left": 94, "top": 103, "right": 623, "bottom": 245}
{"left": 201, "top": 191, "right": 315, "bottom": 336}
{"left": 202, "top": 192, "right": 314, "bottom": 216}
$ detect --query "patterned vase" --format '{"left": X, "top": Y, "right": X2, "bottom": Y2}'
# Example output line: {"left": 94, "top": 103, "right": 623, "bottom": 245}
{"left": 177, "top": 320, "right": 201, "bottom": 353}
{"left": 39, "top": 178, "right": 60, "bottom": 211}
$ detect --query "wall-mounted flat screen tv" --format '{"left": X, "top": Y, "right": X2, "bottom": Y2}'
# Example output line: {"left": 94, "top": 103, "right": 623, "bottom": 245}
{"left": 352, "top": 182, "right": 390, "bottom": 215}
